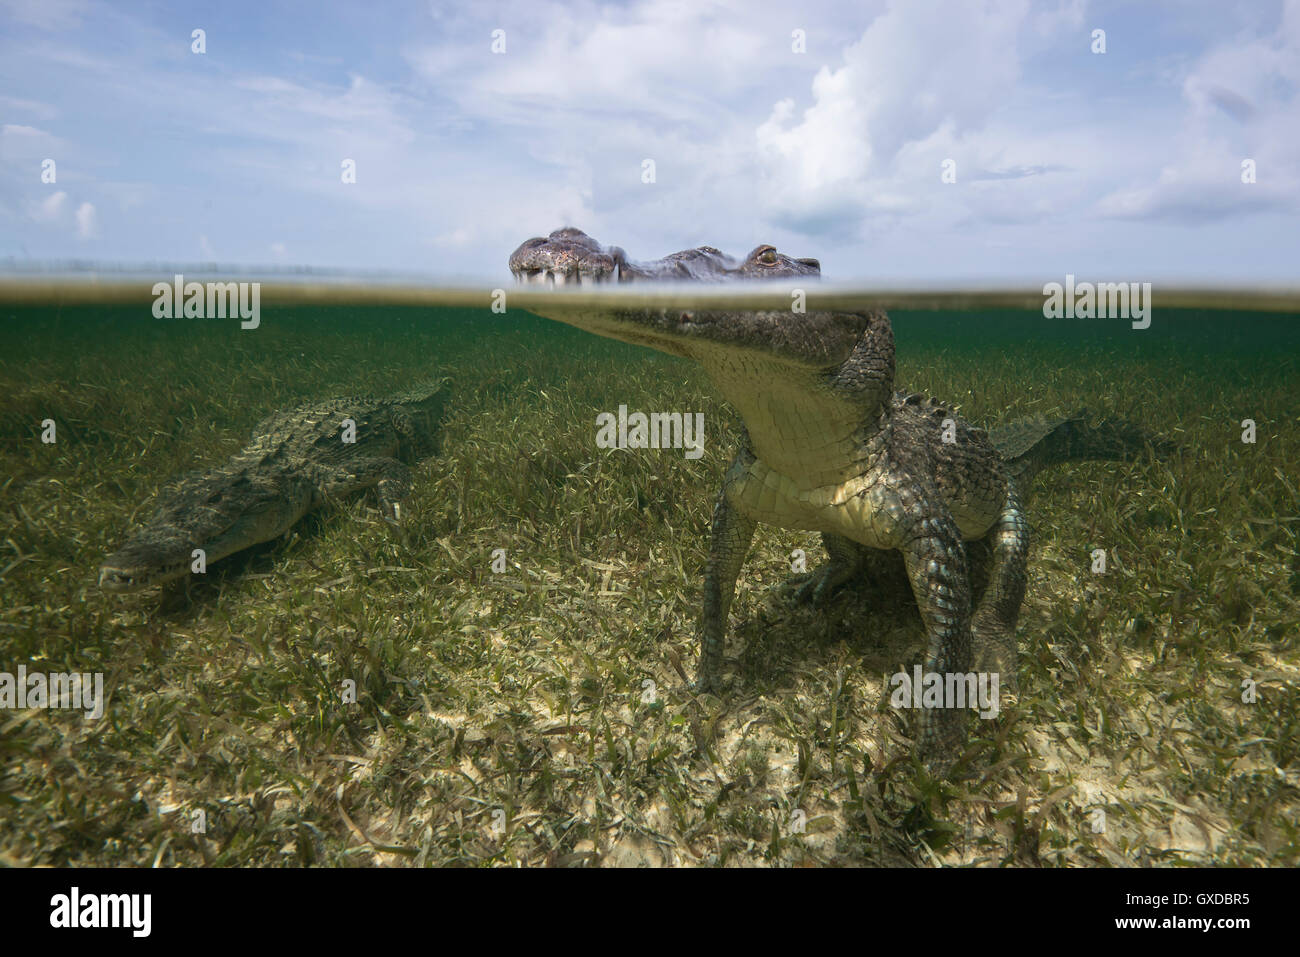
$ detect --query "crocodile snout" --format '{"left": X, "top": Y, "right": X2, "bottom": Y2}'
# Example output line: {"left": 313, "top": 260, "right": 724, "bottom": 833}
{"left": 98, "top": 564, "right": 152, "bottom": 592}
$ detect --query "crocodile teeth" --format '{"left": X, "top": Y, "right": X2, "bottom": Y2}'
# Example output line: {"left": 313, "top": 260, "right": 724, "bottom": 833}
{"left": 516, "top": 271, "right": 553, "bottom": 286}
{"left": 514, "top": 268, "right": 611, "bottom": 286}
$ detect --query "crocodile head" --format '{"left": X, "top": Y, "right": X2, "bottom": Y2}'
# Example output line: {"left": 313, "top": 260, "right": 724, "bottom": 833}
{"left": 98, "top": 530, "right": 203, "bottom": 592}
{"left": 509, "top": 228, "right": 626, "bottom": 285}
{"left": 728, "top": 245, "right": 823, "bottom": 280}
{"left": 98, "top": 468, "right": 313, "bottom": 591}
{"left": 508, "top": 228, "right": 820, "bottom": 284}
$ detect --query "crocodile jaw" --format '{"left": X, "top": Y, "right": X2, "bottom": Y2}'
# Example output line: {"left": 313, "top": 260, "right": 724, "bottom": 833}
{"left": 508, "top": 229, "right": 624, "bottom": 285}
{"left": 98, "top": 547, "right": 192, "bottom": 591}
{"left": 100, "top": 472, "right": 315, "bottom": 591}
{"left": 99, "top": 523, "right": 253, "bottom": 591}
{"left": 525, "top": 306, "right": 892, "bottom": 487}
{"left": 524, "top": 306, "right": 875, "bottom": 369}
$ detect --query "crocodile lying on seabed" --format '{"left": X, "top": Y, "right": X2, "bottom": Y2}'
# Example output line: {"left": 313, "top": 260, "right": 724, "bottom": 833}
{"left": 511, "top": 228, "right": 1170, "bottom": 772}
{"left": 99, "top": 383, "right": 449, "bottom": 592}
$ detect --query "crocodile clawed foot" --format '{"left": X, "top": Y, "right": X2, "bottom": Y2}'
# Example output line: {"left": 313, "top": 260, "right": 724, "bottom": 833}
{"left": 916, "top": 710, "right": 970, "bottom": 779}
{"left": 921, "top": 751, "right": 958, "bottom": 780}
{"left": 159, "top": 576, "right": 194, "bottom": 612}
{"left": 972, "top": 621, "right": 1020, "bottom": 697}
{"left": 784, "top": 562, "right": 853, "bottom": 607}
{"left": 780, "top": 572, "right": 818, "bottom": 602}
{"left": 691, "top": 667, "right": 724, "bottom": 696}
{"left": 377, "top": 497, "right": 403, "bottom": 524}
{"left": 988, "top": 668, "right": 1018, "bottom": 699}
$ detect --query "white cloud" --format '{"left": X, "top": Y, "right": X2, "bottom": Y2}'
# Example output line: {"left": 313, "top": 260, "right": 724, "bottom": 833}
{"left": 406, "top": 1, "right": 778, "bottom": 121}
{"left": 0, "top": 121, "right": 61, "bottom": 158}
{"left": 32, "top": 190, "right": 66, "bottom": 222}
{"left": 1096, "top": 160, "right": 1286, "bottom": 223}
{"left": 74, "top": 201, "right": 95, "bottom": 239}
{"left": 234, "top": 73, "right": 417, "bottom": 145}
{"left": 1096, "top": 0, "right": 1300, "bottom": 223}
{"left": 0, "top": 0, "right": 1296, "bottom": 279}
{"left": 754, "top": 0, "right": 1041, "bottom": 236}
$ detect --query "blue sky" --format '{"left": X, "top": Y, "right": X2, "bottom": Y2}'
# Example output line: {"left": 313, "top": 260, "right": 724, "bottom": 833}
{"left": 1, "top": 0, "right": 1297, "bottom": 283}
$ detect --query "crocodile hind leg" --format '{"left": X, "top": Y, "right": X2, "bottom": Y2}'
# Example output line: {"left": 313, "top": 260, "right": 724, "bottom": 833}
{"left": 970, "top": 482, "right": 1029, "bottom": 693}
{"left": 788, "top": 532, "right": 866, "bottom": 605}
{"left": 901, "top": 510, "right": 974, "bottom": 772}
{"left": 694, "top": 484, "right": 756, "bottom": 693}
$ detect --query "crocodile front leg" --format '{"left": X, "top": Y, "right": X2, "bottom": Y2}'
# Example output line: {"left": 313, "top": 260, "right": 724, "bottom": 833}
{"left": 901, "top": 508, "right": 974, "bottom": 772}
{"left": 971, "top": 481, "right": 1029, "bottom": 691}
{"left": 318, "top": 458, "right": 415, "bottom": 522}
{"left": 694, "top": 470, "right": 757, "bottom": 693}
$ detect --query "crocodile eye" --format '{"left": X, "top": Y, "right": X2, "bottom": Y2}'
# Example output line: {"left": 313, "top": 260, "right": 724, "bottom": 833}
{"left": 758, "top": 248, "right": 778, "bottom": 265}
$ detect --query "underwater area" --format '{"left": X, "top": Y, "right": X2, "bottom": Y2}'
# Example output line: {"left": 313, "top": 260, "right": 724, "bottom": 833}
{"left": 1, "top": 287, "right": 1297, "bottom": 867}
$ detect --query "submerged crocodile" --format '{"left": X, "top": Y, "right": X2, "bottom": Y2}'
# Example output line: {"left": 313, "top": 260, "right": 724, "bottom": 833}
{"left": 509, "top": 227, "right": 821, "bottom": 285}
{"left": 99, "top": 383, "right": 449, "bottom": 592}
{"left": 513, "top": 240, "right": 1166, "bottom": 770}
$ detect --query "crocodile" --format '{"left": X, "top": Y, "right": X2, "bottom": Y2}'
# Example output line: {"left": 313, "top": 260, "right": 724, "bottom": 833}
{"left": 517, "top": 293, "right": 1167, "bottom": 772}
{"left": 509, "top": 227, "right": 821, "bottom": 285}
{"left": 98, "top": 383, "right": 450, "bottom": 592}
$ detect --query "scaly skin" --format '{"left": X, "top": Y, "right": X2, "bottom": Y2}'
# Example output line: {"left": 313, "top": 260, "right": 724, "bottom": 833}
{"left": 518, "top": 297, "right": 1165, "bottom": 773}
{"left": 508, "top": 227, "right": 821, "bottom": 285}
{"left": 520, "top": 305, "right": 1011, "bottom": 768}
{"left": 98, "top": 383, "right": 449, "bottom": 591}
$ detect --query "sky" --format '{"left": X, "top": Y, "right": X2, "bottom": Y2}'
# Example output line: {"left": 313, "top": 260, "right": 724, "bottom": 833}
{"left": 1, "top": 0, "right": 1297, "bottom": 283}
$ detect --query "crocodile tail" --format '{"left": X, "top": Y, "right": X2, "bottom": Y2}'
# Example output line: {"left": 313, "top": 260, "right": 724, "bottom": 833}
{"left": 992, "top": 410, "right": 1175, "bottom": 485}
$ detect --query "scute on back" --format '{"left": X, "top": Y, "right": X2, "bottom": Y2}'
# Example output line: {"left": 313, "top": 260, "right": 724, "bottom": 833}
{"left": 98, "top": 382, "right": 450, "bottom": 592}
